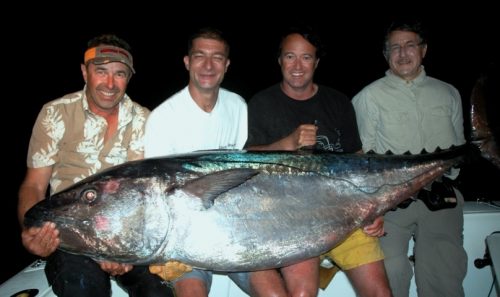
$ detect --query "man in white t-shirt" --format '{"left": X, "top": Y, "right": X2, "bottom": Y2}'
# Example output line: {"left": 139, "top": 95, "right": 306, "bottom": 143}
{"left": 144, "top": 27, "right": 247, "bottom": 297}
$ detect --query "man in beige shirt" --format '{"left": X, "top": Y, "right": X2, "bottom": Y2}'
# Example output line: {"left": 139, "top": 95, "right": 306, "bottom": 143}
{"left": 18, "top": 34, "right": 173, "bottom": 297}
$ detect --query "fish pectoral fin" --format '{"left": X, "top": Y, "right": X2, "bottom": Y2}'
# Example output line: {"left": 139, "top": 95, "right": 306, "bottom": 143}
{"left": 183, "top": 168, "right": 259, "bottom": 209}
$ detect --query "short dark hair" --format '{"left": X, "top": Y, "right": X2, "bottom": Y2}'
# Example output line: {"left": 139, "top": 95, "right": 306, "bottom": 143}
{"left": 278, "top": 25, "right": 325, "bottom": 59}
{"left": 87, "top": 34, "right": 132, "bottom": 52}
{"left": 187, "top": 27, "right": 230, "bottom": 57}
{"left": 383, "top": 19, "right": 426, "bottom": 56}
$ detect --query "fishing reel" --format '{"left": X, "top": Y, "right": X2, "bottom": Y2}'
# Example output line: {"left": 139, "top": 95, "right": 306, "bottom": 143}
{"left": 474, "top": 231, "right": 499, "bottom": 269}
{"left": 474, "top": 253, "right": 492, "bottom": 269}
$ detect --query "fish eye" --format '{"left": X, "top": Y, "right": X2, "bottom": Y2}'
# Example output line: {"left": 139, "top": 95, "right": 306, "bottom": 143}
{"left": 81, "top": 188, "right": 98, "bottom": 204}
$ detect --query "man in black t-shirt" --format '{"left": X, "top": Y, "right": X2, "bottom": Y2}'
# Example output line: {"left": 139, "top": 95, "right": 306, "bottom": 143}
{"left": 230, "top": 26, "right": 392, "bottom": 297}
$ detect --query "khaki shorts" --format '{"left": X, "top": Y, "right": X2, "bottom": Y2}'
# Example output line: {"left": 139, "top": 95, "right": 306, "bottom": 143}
{"left": 322, "top": 228, "right": 384, "bottom": 270}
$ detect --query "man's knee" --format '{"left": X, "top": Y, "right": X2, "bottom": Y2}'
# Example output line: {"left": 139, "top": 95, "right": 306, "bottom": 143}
{"left": 175, "top": 277, "right": 210, "bottom": 296}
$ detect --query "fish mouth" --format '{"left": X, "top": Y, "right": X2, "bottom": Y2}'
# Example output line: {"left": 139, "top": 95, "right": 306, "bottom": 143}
{"left": 24, "top": 203, "right": 84, "bottom": 229}
{"left": 24, "top": 190, "right": 82, "bottom": 228}
{"left": 24, "top": 204, "right": 54, "bottom": 228}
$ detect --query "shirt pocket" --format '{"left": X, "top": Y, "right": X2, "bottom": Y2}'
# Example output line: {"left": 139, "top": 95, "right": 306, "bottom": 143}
{"left": 380, "top": 111, "right": 414, "bottom": 144}
{"left": 428, "top": 105, "right": 451, "bottom": 117}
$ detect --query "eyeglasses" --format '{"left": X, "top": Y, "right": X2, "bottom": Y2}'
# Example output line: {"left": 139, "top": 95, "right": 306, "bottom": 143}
{"left": 387, "top": 42, "right": 424, "bottom": 55}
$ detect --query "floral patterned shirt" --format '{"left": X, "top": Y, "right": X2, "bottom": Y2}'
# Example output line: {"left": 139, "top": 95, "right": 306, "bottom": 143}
{"left": 27, "top": 87, "right": 149, "bottom": 194}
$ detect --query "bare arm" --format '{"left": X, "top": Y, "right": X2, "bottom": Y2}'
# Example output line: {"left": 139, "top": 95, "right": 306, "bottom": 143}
{"left": 19, "top": 167, "right": 60, "bottom": 257}
{"left": 18, "top": 167, "right": 52, "bottom": 225}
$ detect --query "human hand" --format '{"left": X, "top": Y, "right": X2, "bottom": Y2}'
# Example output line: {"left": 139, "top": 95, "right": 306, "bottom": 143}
{"left": 21, "top": 222, "right": 60, "bottom": 257}
{"left": 149, "top": 261, "right": 193, "bottom": 281}
{"left": 98, "top": 261, "right": 133, "bottom": 276}
{"left": 363, "top": 216, "right": 385, "bottom": 237}
{"left": 289, "top": 124, "right": 317, "bottom": 150}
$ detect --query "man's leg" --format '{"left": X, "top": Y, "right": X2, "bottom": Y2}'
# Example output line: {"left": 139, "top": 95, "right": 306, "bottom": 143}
{"left": 345, "top": 260, "right": 392, "bottom": 297}
{"left": 329, "top": 229, "right": 391, "bottom": 297}
{"left": 230, "top": 257, "right": 319, "bottom": 297}
{"left": 380, "top": 205, "right": 418, "bottom": 297}
{"left": 242, "top": 269, "right": 289, "bottom": 297}
{"left": 45, "top": 251, "right": 111, "bottom": 297}
{"left": 414, "top": 190, "right": 466, "bottom": 297}
{"left": 172, "top": 269, "right": 212, "bottom": 297}
{"left": 115, "top": 265, "right": 174, "bottom": 297}
{"left": 281, "top": 257, "right": 319, "bottom": 297}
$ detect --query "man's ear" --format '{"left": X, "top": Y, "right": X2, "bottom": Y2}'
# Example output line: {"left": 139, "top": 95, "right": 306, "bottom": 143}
{"left": 183, "top": 56, "right": 190, "bottom": 71}
{"left": 314, "top": 58, "right": 320, "bottom": 70}
{"left": 421, "top": 44, "right": 428, "bottom": 59}
{"left": 81, "top": 64, "right": 88, "bottom": 83}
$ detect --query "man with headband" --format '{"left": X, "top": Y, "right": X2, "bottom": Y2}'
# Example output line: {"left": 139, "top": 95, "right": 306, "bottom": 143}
{"left": 18, "top": 34, "right": 174, "bottom": 297}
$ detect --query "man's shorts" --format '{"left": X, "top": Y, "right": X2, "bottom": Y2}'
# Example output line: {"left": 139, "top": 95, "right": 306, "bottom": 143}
{"left": 171, "top": 268, "right": 212, "bottom": 289}
{"left": 322, "top": 228, "right": 384, "bottom": 270}
{"left": 172, "top": 269, "right": 249, "bottom": 294}
{"left": 228, "top": 272, "right": 251, "bottom": 294}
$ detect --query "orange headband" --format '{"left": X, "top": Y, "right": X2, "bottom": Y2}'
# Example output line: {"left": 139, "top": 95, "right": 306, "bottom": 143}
{"left": 84, "top": 45, "right": 135, "bottom": 73}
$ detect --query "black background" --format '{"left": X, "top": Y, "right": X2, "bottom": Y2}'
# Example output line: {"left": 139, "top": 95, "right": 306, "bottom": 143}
{"left": 3, "top": 7, "right": 499, "bottom": 284}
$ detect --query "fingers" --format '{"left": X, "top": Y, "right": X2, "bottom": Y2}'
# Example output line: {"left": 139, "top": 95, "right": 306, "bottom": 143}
{"left": 21, "top": 222, "right": 60, "bottom": 257}
{"left": 149, "top": 265, "right": 162, "bottom": 274}
{"left": 364, "top": 227, "right": 385, "bottom": 237}
{"left": 38, "top": 222, "right": 60, "bottom": 254}
{"left": 363, "top": 217, "right": 385, "bottom": 237}
{"left": 149, "top": 261, "right": 193, "bottom": 281}
{"left": 40, "top": 222, "right": 59, "bottom": 247}
{"left": 296, "top": 124, "right": 318, "bottom": 149}
{"left": 99, "top": 261, "right": 133, "bottom": 276}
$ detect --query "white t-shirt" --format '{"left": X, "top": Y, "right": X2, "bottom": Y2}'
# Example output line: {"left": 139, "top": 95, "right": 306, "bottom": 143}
{"left": 145, "top": 86, "right": 247, "bottom": 157}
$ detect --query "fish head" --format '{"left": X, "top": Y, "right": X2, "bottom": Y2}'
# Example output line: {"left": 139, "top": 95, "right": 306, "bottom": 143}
{"left": 24, "top": 174, "right": 170, "bottom": 264}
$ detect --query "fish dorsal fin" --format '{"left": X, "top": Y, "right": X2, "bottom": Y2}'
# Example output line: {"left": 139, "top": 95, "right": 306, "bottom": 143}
{"left": 183, "top": 168, "right": 259, "bottom": 209}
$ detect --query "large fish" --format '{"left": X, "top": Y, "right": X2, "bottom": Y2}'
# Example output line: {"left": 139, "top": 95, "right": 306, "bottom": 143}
{"left": 24, "top": 147, "right": 465, "bottom": 271}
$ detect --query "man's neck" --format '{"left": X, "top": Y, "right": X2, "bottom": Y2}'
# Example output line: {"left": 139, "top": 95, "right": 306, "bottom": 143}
{"left": 189, "top": 85, "right": 219, "bottom": 112}
{"left": 281, "top": 82, "right": 317, "bottom": 101}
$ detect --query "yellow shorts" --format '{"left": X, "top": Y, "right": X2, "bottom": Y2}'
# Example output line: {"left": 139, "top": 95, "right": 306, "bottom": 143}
{"left": 322, "top": 228, "right": 384, "bottom": 270}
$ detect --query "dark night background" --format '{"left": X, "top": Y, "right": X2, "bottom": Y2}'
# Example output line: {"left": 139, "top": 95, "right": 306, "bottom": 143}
{"left": 3, "top": 7, "right": 499, "bottom": 284}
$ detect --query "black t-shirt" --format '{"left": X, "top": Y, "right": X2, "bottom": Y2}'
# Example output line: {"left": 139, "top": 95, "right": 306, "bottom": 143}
{"left": 246, "top": 83, "right": 361, "bottom": 153}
